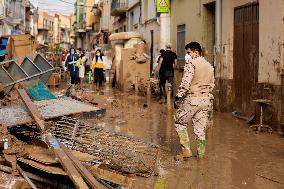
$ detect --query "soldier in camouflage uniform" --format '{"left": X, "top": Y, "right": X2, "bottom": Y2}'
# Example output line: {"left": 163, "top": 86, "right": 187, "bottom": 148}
{"left": 174, "top": 42, "right": 214, "bottom": 160}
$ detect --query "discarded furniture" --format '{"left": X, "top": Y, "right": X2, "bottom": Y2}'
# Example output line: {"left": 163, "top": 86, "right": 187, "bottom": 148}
{"left": 250, "top": 99, "right": 273, "bottom": 134}
{"left": 47, "top": 67, "right": 61, "bottom": 87}
{"left": 0, "top": 54, "right": 54, "bottom": 95}
{"left": 15, "top": 87, "right": 105, "bottom": 189}
{"left": 5, "top": 34, "right": 36, "bottom": 64}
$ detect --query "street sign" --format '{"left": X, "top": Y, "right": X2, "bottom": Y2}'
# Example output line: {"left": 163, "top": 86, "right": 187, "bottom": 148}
{"left": 157, "top": 0, "right": 170, "bottom": 13}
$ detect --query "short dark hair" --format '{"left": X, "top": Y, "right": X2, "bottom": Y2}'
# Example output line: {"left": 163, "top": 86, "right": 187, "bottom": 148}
{"left": 185, "top": 42, "right": 202, "bottom": 55}
{"left": 160, "top": 49, "right": 166, "bottom": 55}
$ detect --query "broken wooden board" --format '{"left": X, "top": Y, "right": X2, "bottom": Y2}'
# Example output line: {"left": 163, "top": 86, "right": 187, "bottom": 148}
{"left": 0, "top": 98, "right": 100, "bottom": 127}
{"left": 62, "top": 145, "right": 107, "bottom": 189}
{"left": 24, "top": 145, "right": 99, "bottom": 165}
{"left": 16, "top": 88, "right": 45, "bottom": 131}
{"left": 87, "top": 164, "right": 132, "bottom": 187}
{"left": 15, "top": 90, "right": 90, "bottom": 189}
{"left": 53, "top": 148, "right": 89, "bottom": 189}
{"left": 25, "top": 145, "right": 58, "bottom": 165}
{"left": 0, "top": 171, "right": 30, "bottom": 189}
{"left": 18, "top": 158, "right": 67, "bottom": 175}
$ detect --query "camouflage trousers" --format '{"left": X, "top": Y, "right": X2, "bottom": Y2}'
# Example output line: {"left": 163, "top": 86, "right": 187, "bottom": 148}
{"left": 174, "top": 96, "right": 212, "bottom": 149}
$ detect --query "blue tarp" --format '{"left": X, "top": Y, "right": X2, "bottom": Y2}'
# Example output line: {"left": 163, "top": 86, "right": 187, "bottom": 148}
{"left": 27, "top": 82, "right": 57, "bottom": 101}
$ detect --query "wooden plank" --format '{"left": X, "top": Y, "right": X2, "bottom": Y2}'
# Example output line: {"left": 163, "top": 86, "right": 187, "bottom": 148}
{"left": 18, "top": 158, "right": 67, "bottom": 175}
{"left": 16, "top": 87, "right": 45, "bottom": 131}
{"left": 62, "top": 145, "right": 106, "bottom": 189}
{"left": 54, "top": 148, "right": 89, "bottom": 189}
{"left": 17, "top": 164, "right": 38, "bottom": 189}
{"left": 87, "top": 164, "right": 132, "bottom": 187}
{"left": 11, "top": 34, "right": 32, "bottom": 41}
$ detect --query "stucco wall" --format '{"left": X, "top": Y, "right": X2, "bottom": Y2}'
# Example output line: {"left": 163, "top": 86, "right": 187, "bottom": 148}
{"left": 121, "top": 47, "right": 150, "bottom": 91}
{"left": 259, "top": 0, "right": 284, "bottom": 85}
{"left": 220, "top": 0, "right": 284, "bottom": 84}
{"left": 170, "top": 0, "right": 216, "bottom": 63}
{"left": 129, "top": 0, "right": 140, "bottom": 8}
{"left": 170, "top": 0, "right": 203, "bottom": 52}
{"left": 128, "top": 5, "right": 141, "bottom": 31}
{"left": 147, "top": 0, "right": 156, "bottom": 20}
{"left": 86, "top": 0, "right": 95, "bottom": 27}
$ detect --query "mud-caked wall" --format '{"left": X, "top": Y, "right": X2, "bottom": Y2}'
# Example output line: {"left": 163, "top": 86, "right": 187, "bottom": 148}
{"left": 258, "top": 0, "right": 284, "bottom": 131}
{"left": 216, "top": 0, "right": 284, "bottom": 131}
{"left": 120, "top": 48, "right": 150, "bottom": 91}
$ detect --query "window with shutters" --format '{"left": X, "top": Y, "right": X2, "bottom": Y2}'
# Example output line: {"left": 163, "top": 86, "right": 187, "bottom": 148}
{"left": 177, "top": 24, "right": 186, "bottom": 61}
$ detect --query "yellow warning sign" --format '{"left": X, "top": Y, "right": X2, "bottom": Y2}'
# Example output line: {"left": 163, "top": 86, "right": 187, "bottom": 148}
{"left": 157, "top": 0, "right": 170, "bottom": 13}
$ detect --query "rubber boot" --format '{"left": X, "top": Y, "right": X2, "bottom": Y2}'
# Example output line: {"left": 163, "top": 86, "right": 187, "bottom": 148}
{"left": 175, "top": 128, "right": 193, "bottom": 161}
{"left": 175, "top": 147, "right": 193, "bottom": 161}
{"left": 197, "top": 139, "right": 206, "bottom": 159}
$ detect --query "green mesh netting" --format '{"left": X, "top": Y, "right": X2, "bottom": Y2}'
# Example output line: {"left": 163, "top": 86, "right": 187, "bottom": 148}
{"left": 27, "top": 82, "right": 57, "bottom": 101}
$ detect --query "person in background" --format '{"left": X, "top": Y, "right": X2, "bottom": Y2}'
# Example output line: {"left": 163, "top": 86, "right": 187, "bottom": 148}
{"left": 103, "top": 50, "right": 113, "bottom": 83}
{"left": 156, "top": 44, "right": 177, "bottom": 102}
{"left": 65, "top": 47, "right": 79, "bottom": 86}
{"left": 85, "top": 50, "right": 90, "bottom": 73}
{"left": 77, "top": 48, "right": 82, "bottom": 57}
{"left": 62, "top": 49, "right": 68, "bottom": 71}
{"left": 76, "top": 52, "right": 87, "bottom": 89}
{"left": 91, "top": 49, "right": 106, "bottom": 91}
{"left": 154, "top": 49, "right": 166, "bottom": 78}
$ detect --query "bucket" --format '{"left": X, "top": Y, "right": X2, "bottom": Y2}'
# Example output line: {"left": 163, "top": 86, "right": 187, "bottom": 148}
{"left": 86, "top": 72, "right": 93, "bottom": 83}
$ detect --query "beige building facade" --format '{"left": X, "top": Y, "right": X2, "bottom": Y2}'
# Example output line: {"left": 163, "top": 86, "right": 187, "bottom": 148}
{"left": 171, "top": 0, "right": 284, "bottom": 132}
{"left": 37, "top": 10, "right": 72, "bottom": 50}
{"left": 73, "top": 0, "right": 96, "bottom": 50}
{"left": 59, "top": 14, "right": 72, "bottom": 50}
{"left": 37, "top": 10, "right": 54, "bottom": 45}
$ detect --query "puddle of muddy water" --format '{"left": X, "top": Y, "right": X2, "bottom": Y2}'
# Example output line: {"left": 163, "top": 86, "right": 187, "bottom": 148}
{"left": 46, "top": 83, "right": 284, "bottom": 189}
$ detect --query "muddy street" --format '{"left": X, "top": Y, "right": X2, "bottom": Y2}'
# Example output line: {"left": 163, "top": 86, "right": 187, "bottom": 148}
{"left": 69, "top": 85, "right": 284, "bottom": 189}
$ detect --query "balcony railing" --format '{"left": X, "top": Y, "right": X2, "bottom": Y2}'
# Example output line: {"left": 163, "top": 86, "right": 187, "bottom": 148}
{"left": 111, "top": 0, "right": 128, "bottom": 17}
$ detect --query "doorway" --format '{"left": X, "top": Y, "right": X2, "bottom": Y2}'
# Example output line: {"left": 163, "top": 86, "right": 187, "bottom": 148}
{"left": 233, "top": 3, "right": 259, "bottom": 116}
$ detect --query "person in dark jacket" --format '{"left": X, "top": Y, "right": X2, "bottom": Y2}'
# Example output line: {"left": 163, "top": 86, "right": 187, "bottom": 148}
{"left": 156, "top": 43, "right": 177, "bottom": 102}
{"left": 65, "top": 47, "right": 79, "bottom": 85}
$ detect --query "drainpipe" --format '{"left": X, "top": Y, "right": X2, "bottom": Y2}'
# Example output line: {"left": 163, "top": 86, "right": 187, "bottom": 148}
{"left": 215, "top": 0, "right": 222, "bottom": 67}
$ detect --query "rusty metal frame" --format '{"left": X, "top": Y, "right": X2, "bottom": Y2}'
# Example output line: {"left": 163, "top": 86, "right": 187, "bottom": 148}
{"left": 0, "top": 54, "right": 54, "bottom": 95}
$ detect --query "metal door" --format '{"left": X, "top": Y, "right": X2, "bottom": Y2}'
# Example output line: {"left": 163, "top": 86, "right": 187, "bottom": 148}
{"left": 233, "top": 3, "right": 259, "bottom": 116}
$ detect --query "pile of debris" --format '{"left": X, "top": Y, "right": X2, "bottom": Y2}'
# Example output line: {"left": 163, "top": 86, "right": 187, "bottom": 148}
{"left": 0, "top": 54, "right": 161, "bottom": 188}
{"left": 52, "top": 116, "right": 159, "bottom": 177}
{"left": 0, "top": 123, "right": 132, "bottom": 188}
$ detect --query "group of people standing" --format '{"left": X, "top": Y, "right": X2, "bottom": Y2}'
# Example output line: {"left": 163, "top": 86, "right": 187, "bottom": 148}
{"left": 64, "top": 47, "right": 113, "bottom": 90}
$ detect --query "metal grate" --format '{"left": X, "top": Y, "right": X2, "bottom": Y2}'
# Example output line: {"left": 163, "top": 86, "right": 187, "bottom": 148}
{"left": 52, "top": 116, "right": 160, "bottom": 177}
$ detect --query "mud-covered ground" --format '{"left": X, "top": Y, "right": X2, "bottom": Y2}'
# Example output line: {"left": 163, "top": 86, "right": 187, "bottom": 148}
{"left": 63, "top": 83, "right": 284, "bottom": 189}
{"left": 1, "top": 82, "right": 283, "bottom": 189}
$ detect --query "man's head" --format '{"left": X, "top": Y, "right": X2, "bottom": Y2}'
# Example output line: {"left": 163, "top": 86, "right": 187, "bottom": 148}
{"left": 160, "top": 49, "right": 166, "bottom": 56}
{"left": 70, "top": 47, "right": 75, "bottom": 54}
{"left": 185, "top": 42, "right": 202, "bottom": 59}
{"left": 77, "top": 48, "right": 82, "bottom": 55}
{"left": 165, "top": 43, "right": 172, "bottom": 50}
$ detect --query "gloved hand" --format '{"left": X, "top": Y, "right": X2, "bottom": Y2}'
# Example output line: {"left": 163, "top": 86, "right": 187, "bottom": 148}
{"left": 174, "top": 96, "right": 182, "bottom": 109}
